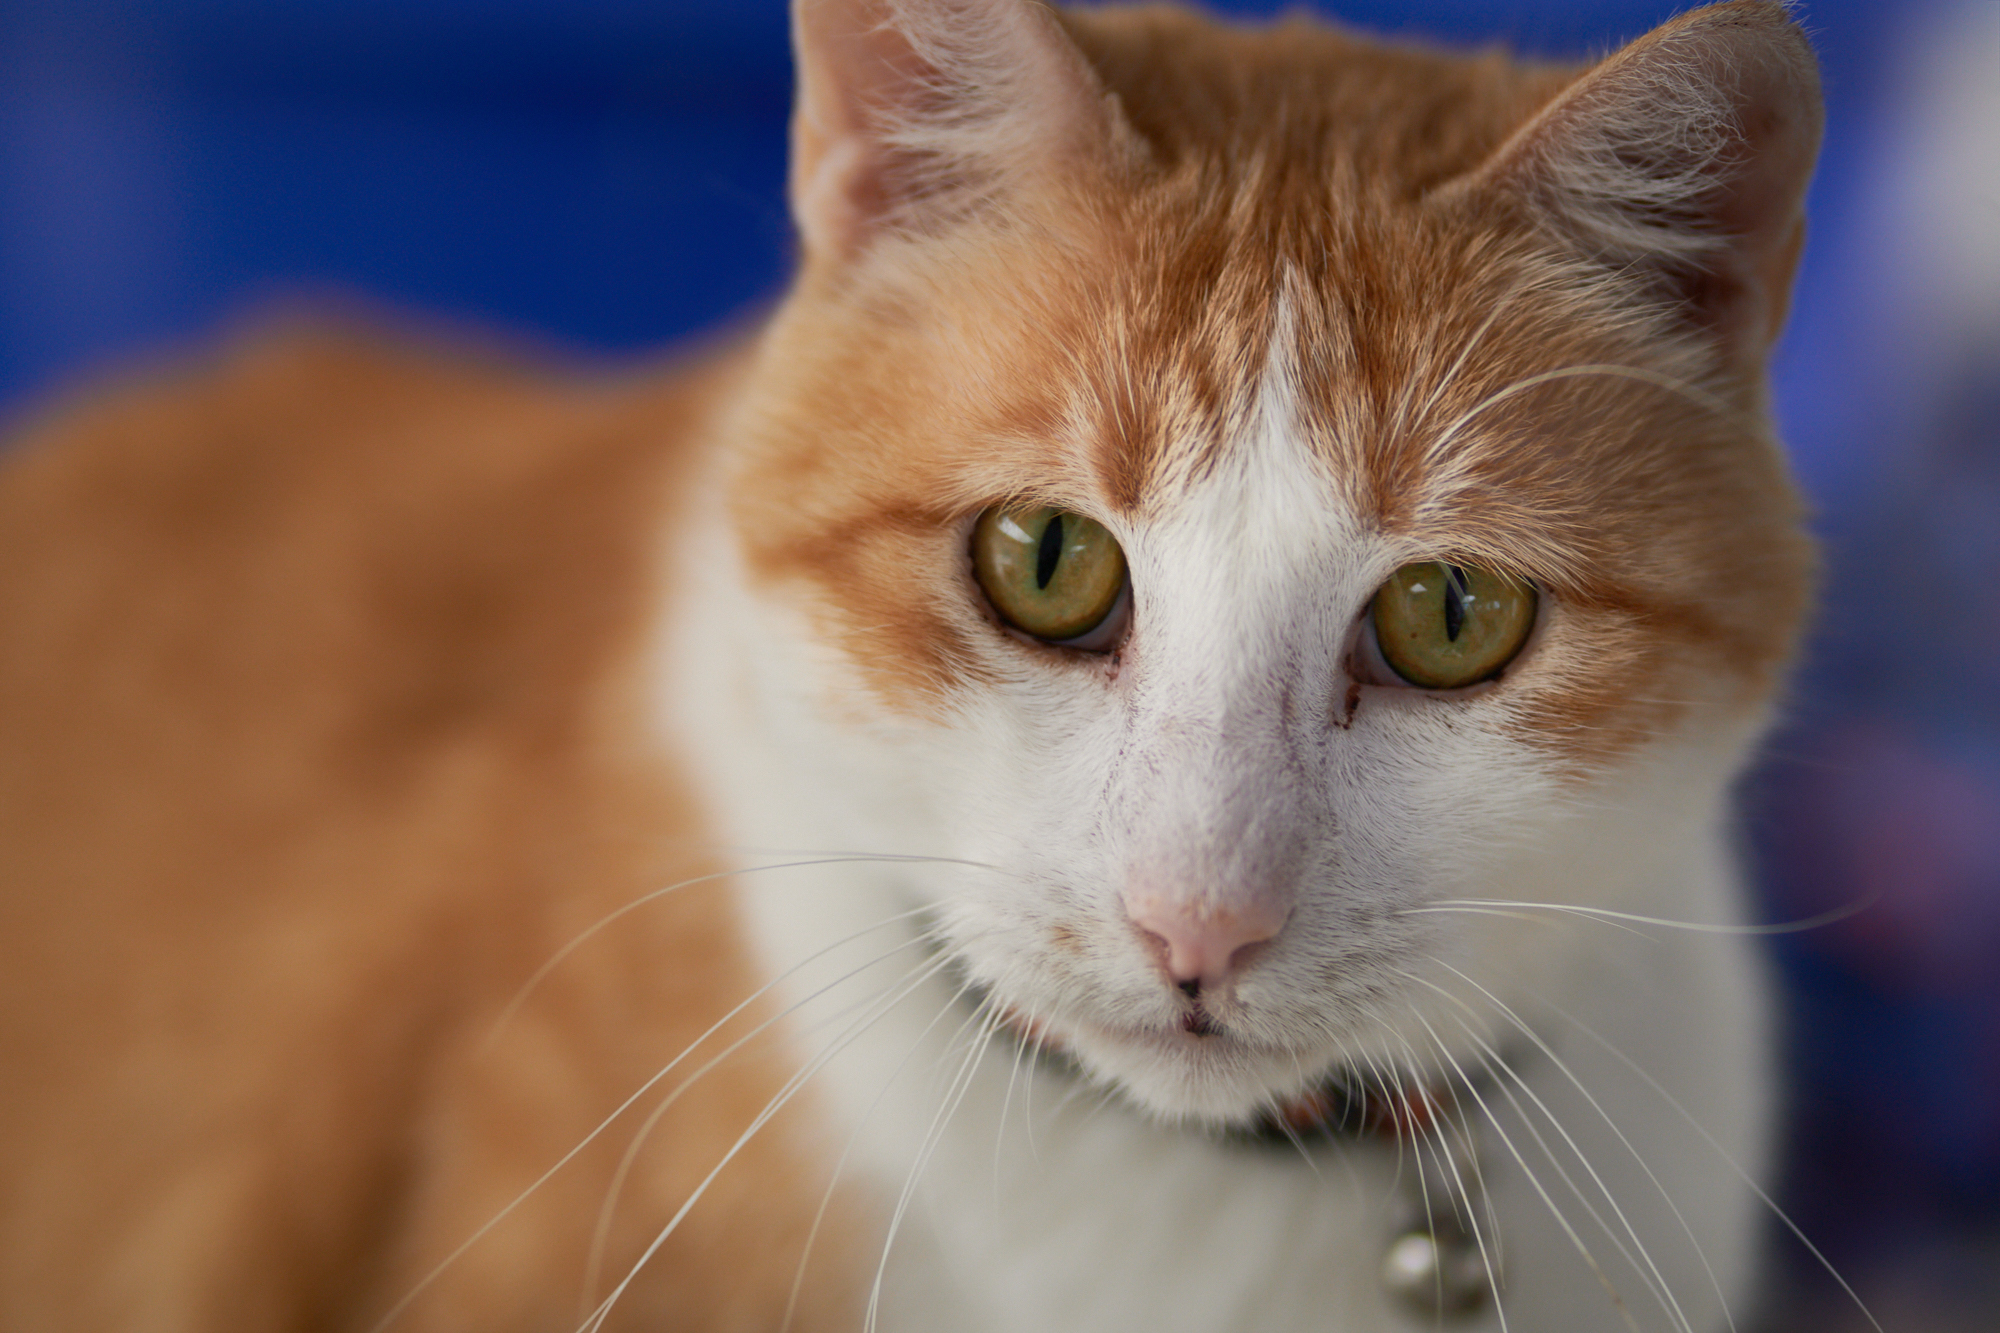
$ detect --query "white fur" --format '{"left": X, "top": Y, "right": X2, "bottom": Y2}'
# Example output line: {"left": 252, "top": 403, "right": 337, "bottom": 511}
{"left": 658, "top": 318, "right": 1777, "bottom": 1330}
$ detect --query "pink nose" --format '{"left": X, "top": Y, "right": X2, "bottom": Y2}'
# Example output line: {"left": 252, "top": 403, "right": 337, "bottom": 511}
{"left": 1124, "top": 893, "right": 1289, "bottom": 989}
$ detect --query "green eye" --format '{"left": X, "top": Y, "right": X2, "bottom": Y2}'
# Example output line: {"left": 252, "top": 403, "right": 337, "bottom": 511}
{"left": 1371, "top": 562, "right": 1536, "bottom": 689}
{"left": 973, "top": 505, "right": 1128, "bottom": 644}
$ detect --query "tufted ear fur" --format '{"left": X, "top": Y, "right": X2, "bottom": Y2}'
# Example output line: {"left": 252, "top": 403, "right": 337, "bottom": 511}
{"left": 1458, "top": 1, "right": 1822, "bottom": 364}
{"left": 789, "top": 0, "right": 1134, "bottom": 263}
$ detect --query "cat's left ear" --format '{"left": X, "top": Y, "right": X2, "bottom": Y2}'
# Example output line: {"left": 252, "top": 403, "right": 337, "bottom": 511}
{"left": 789, "top": 0, "right": 1135, "bottom": 264}
{"left": 1457, "top": 1, "right": 1823, "bottom": 364}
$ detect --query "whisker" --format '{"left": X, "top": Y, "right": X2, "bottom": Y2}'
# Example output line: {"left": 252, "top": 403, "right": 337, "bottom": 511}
{"left": 371, "top": 904, "right": 934, "bottom": 1333}
{"left": 865, "top": 995, "right": 1007, "bottom": 1333}
{"left": 485, "top": 855, "right": 980, "bottom": 1047}
{"left": 1406, "top": 272, "right": 1554, "bottom": 432}
{"left": 1399, "top": 903, "right": 1639, "bottom": 934}
{"left": 1405, "top": 986, "right": 1693, "bottom": 1333}
{"left": 1399, "top": 898, "right": 1874, "bottom": 938}
{"left": 1269, "top": 1106, "right": 1325, "bottom": 1174}
{"left": 1421, "top": 1033, "right": 1508, "bottom": 1279}
{"left": 1020, "top": 1004, "right": 1066, "bottom": 1161}
{"left": 1354, "top": 1041, "right": 1413, "bottom": 1196}
{"left": 778, "top": 1136, "right": 863, "bottom": 1333}
{"left": 578, "top": 946, "right": 967, "bottom": 1333}
{"left": 1427, "top": 363, "right": 1737, "bottom": 462}
{"left": 578, "top": 941, "right": 946, "bottom": 1321}
{"left": 1419, "top": 960, "right": 1743, "bottom": 1333}
{"left": 781, "top": 933, "right": 1005, "bottom": 1333}
{"left": 712, "top": 846, "right": 998, "bottom": 870}
{"left": 1537, "top": 993, "right": 1885, "bottom": 1333}
{"left": 993, "top": 1001, "right": 1037, "bottom": 1196}
{"left": 1395, "top": 1002, "right": 1643, "bottom": 1333}
{"left": 1400, "top": 1063, "right": 1450, "bottom": 1321}
{"left": 1393, "top": 1029, "right": 1509, "bottom": 1333}
{"left": 1270, "top": 1049, "right": 1328, "bottom": 1177}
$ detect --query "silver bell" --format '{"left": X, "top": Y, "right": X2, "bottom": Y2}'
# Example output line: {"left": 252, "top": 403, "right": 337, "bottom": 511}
{"left": 1380, "top": 1220, "right": 1492, "bottom": 1319}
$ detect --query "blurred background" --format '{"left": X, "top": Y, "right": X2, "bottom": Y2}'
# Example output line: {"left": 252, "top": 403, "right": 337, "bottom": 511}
{"left": 1, "top": 1, "right": 1992, "bottom": 1328}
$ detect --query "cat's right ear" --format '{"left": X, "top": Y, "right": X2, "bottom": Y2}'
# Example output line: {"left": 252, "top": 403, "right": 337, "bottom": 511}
{"left": 789, "top": 0, "right": 1134, "bottom": 263}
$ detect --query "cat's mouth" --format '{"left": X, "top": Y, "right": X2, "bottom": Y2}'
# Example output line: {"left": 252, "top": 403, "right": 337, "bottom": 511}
{"left": 988, "top": 996, "right": 1496, "bottom": 1141}
{"left": 935, "top": 926, "right": 1506, "bottom": 1125}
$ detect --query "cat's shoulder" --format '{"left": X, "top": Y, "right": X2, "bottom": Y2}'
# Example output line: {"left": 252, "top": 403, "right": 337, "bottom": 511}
{"left": 0, "top": 317, "right": 740, "bottom": 567}
{"left": 0, "top": 320, "right": 746, "bottom": 735}
{"left": 0, "top": 320, "right": 858, "bottom": 1332}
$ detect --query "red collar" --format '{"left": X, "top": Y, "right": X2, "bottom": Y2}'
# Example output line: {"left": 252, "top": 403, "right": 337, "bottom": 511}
{"left": 1261, "top": 1077, "right": 1448, "bottom": 1141}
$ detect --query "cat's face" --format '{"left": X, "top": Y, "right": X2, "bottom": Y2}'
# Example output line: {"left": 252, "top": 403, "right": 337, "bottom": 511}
{"left": 722, "top": 0, "right": 1816, "bottom": 1126}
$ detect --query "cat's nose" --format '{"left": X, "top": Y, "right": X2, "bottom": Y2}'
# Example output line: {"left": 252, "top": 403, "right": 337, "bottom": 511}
{"left": 1124, "top": 891, "right": 1288, "bottom": 990}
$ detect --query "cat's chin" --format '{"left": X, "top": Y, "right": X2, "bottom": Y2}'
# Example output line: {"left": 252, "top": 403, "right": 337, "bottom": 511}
{"left": 1056, "top": 1018, "right": 1339, "bottom": 1127}
{"left": 984, "top": 990, "right": 1375, "bottom": 1125}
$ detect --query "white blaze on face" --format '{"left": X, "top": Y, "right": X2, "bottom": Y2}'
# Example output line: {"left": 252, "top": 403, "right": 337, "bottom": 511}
{"left": 920, "top": 311, "right": 1585, "bottom": 1124}
{"left": 1102, "top": 330, "right": 1368, "bottom": 984}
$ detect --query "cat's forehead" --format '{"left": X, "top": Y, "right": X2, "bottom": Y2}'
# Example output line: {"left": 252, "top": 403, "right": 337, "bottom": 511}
{"left": 745, "top": 194, "right": 1797, "bottom": 712}
{"left": 1019, "top": 10, "right": 1707, "bottom": 581}
{"left": 737, "top": 4, "right": 1814, "bottom": 748}
{"left": 1040, "top": 208, "right": 1679, "bottom": 596}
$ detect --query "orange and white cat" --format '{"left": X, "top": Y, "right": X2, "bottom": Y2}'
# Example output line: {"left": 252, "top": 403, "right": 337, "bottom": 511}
{"left": 0, "top": 1, "right": 1824, "bottom": 1330}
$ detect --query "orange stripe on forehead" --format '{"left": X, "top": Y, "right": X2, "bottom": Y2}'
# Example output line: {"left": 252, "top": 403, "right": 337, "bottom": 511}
{"left": 1062, "top": 215, "right": 1288, "bottom": 514}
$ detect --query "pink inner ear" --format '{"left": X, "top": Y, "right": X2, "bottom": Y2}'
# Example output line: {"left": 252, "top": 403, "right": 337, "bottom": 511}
{"left": 789, "top": 0, "right": 936, "bottom": 259}
{"left": 1459, "top": 2, "right": 1823, "bottom": 361}
{"left": 787, "top": 0, "right": 1129, "bottom": 263}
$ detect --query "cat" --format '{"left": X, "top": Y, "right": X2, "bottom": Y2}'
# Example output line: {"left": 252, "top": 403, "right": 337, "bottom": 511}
{"left": 0, "top": 0, "right": 1828, "bottom": 1330}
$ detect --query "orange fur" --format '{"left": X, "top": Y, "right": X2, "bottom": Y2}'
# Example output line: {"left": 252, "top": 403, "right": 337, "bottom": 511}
{"left": 0, "top": 1, "right": 1820, "bottom": 1326}
{"left": 743, "top": 1, "right": 1814, "bottom": 764}
{"left": 0, "top": 331, "right": 863, "bottom": 1330}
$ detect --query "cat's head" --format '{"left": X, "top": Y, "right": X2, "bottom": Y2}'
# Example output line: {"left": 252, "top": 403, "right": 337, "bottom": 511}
{"left": 726, "top": 0, "right": 1819, "bottom": 1125}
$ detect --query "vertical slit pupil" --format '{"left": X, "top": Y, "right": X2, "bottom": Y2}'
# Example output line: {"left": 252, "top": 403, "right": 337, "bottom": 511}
{"left": 1035, "top": 514, "right": 1065, "bottom": 591}
{"left": 1443, "top": 565, "right": 1468, "bottom": 642}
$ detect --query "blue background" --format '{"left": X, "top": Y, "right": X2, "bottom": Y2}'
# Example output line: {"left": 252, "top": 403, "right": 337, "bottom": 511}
{"left": 3, "top": 2, "right": 1992, "bottom": 1327}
